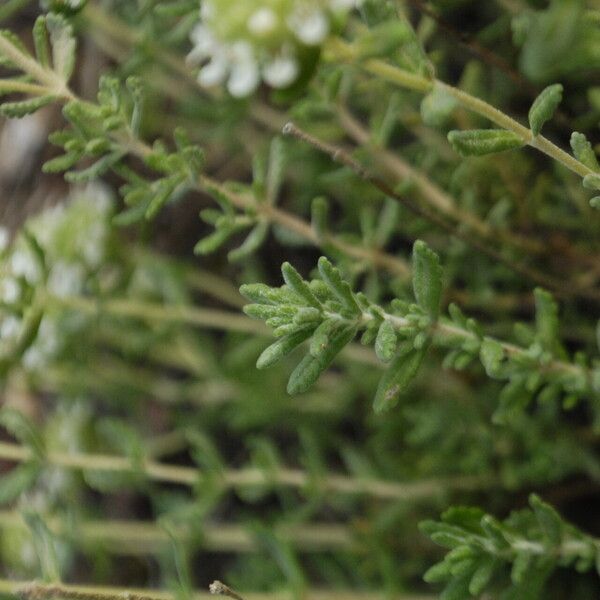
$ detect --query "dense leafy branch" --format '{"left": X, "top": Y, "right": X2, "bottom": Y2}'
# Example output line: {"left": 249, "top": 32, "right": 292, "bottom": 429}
{"left": 241, "top": 241, "right": 598, "bottom": 416}
{"left": 421, "top": 495, "right": 600, "bottom": 598}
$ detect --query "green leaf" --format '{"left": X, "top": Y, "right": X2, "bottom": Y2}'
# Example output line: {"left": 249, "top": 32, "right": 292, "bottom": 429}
{"left": 266, "top": 137, "right": 286, "bottom": 203}
{"left": 571, "top": 132, "right": 599, "bottom": 171}
{"left": 412, "top": 240, "right": 443, "bottom": 320}
{"left": 468, "top": 556, "right": 497, "bottom": 595}
{"left": 256, "top": 327, "right": 314, "bottom": 370}
{"left": 311, "top": 196, "right": 329, "bottom": 239}
{"left": 421, "top": 83, "right": 458, "bottom": 127}
{"left": 22, "top": 511, "right": 61, "bottom": 582}
{"left": 528, "top": 84, "right": 563, "bottom": 136}
{"left": 317, "top": 256, "right": 361, "bottom": 315}
{"left": 46, "top": 12, "right": 76, "bottom": 81}
{"left": 228, "top": 221, "right": 269, "bottom": 262}
{"left": 375, "top": 319, "right": 397, "bottom": 363}
{"left": 32, "top": 16, "right": 51, "bottom": 68}
{"left": 448, "top": 129, "right": 525, "bottom": 156}
{"left": 0, "top": 94, "right": 57, "bottom": 118}
{"left": 287, "top": 323, "right": 357, "bottom": 394}
{"left": 480, "top": 337, "right": 505, "bottom": 378}
{"left": 0, "top": 462, "right": 41, "bottom": 504}
{"left": 281, "top": 262, "right": 322, "bottom": 310}
{"left": 0, "top": 408, "right": 45, "bottom": 459}
{"left": 534, "top": 288, "right": 560, "bottom": 353}
{"left": 583, "top": 173, "right": 600, "bottom": 190}
{"left": 530, "top": 494, "right": 562, "bottom": 545}
{"left": 194, "top": 225, "right": 235, "bottom": 255}
{"left": 373, "top": 344, "right": 427, "bottom": 413}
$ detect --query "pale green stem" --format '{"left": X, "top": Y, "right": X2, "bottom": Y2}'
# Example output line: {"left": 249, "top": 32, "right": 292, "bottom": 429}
{"left": 327, "top": 39, "right": 595, "bottom": 182}
{"left": 0, "top": 440, "right": 491, "bottom": 501}
{"left": 0, "top": 511, "right": 354, "bottom": 554}
{"left": 0, "top": 579, "right": 435, "bottom": 600}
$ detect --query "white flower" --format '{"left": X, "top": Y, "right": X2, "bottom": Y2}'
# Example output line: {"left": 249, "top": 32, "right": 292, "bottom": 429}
{"left": 248, "top": 8, "right": 278, "bottom": 36}
{"left": 10, "top": 249, "right": 40, "bottom": 284}
{"left": 263, "top": 53, "right": 299, "bottom": 88}
{"left": 199, "top": 52, "right": 229, "bottom": 86}
{"left": 47, "top": 261, "right": 85, "bottom": 298}
{"left": 0, "top": 277, "right": 20, "bottom": 304}
{"left": 288, "top": 8, "right": 329, "bottom": 45}
{"left": 0, "top": 315, "right": 21, "bottom": 340}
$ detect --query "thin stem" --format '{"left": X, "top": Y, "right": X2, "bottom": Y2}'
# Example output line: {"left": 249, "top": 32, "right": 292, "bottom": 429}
{"left": 46, "top": 293, "right": 267, "bottom": 336}
{"left": 327, "top": 38, "right": 595, "bottom": 181}
{"left": 209, "top": 582, "right": 244, "bottom": 600}
{"left": 2, "top": 579, "right": 435, "bottom": 600}
{"left": 282, "top": 122, "right": 600, "bottom": 302}
{"left": 0, "top": 511, "right": 355, "bottom": 554}
{"left": 0, "top": 440, "right": 492, "bottom": 501}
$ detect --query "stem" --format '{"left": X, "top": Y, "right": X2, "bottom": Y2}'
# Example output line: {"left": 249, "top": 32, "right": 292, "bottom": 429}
{"left": 46, "top": 293, "right": 267, "bottom": 336}
{"left": 282, "top": 122, "right": 600, "bottom": 302}
{"left": 0, "top": 511, "right": 355, "bottom": 554}
{"left": 1, "top": 580, "right": 435, "bottom": 600}
{"left": 327, "top": 38, "right": 595, "bottom": 181}
{"left": 0, "top": 440, "right": 491, "bottom": 501}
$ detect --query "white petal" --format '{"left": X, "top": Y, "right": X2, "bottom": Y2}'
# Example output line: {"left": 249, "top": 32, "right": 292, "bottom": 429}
{"left": 200, "top": 0, "right": 214, "bottom": 20}
{"left": 263, "top": 55, "right": 299, "bottom": 88}
{"left": 289, "top": 9, "right": 329, "bottom": 45}
{"left": 188, "top": 23, "right": 216, "bottom": 63}
{"left": 227, "top": 61, "right": 260, "bottom": 97}
{"left": 248, "top": 8, "right": 278, "bottom": 35}
{"left": 199, "top": 54, "right": 229, "bottom": 86}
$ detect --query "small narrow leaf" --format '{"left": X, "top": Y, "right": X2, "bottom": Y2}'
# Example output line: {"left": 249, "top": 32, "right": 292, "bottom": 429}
{"left": 583, "top": 173, "right": 600, "bottom": 190}
{"left": 448, "top": 129, "right": 525, "bottom": 156}
{"left": 281, "top": 262, "right": 322, "bottom": 310}
{"left": 480, "top": 337, "right": 505, "bottom": 378}
{"left": 0, "top": 95, "right": 57, "bottom": 118}
{"left": 287, "top": 324, "right": 357, "bottom": 394}
{"left": 228, "top": 221, "right": 269, "bottom": 262}
{"left": 534, "top": 288, "right": 560, "bottom": 353}
{"left": 412, "top": 240, "right": 443, "bottom": 320}
{"left": 528, "top": 84, "right": 563, "bottom": 136}
{"left": 373, "top": 344, "right": 428, "bottom": 413}
{"left": 375, "top": 319, "right": 397, "bottom": 363}
{"left": 317, "top": 256, "right": 361, "bottom": 315}
{"left": 32, "top": 16, "right": 51, "bottom": 68}
{"left": 0, "top": 408, "right": 45, "bottom": 459}
{"left": 530, "top": 494, "right": 562, "bottom": 545}
{"left": 257, "top": 327, "right": 314, "bottom": 369}
{"left": 571, "top": 132, "right": 599, "bottom": 171}
{"left": 46, "top": 13, "right": 76, "bottom": 81}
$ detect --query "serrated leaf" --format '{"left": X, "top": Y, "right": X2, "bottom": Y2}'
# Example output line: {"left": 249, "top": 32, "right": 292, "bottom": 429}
{"left": 412, "top": 240, "right": 443, "bottom": 320}
{"left": 373, "top": 343, "right": 427, "bottom": 413}
{"left": 256, "top": 327, "right": 314, "bottom": 370}
{"left": 448, "top": 129, "right": 524, "bottom": 156}
{"left": 571, "top": 132, "right": 599, "bottom": 171}
{"left": 375, "top": 319, "right": 397, "bottom": 362}
{"left": 528, "top": 84, "right": 563, "bottom": 136}
{"left": 287, "top": 323, "right": 357, "bottom": 394}
{"left": 0, "top": 94, "right": 57, "bottom": 118}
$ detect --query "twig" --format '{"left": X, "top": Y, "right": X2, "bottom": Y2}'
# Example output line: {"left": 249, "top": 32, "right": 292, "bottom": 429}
{"left": 209, "top": 582, "right": 244, "bottom": 600}
{"left": 282, "top": 122, "right": 600, "bottom": 302}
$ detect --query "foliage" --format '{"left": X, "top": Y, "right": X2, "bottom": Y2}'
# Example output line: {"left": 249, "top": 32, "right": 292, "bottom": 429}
{"left": 0, "top": 1, "right": 598, "bottom": 600}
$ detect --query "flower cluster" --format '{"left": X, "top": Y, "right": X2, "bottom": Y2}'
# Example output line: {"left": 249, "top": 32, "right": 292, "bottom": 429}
{"left": 187, "top": 0, "right": 359, "bottom": 97}
{"left": 0, "top": 184, "right": 113, "bottom": 372}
